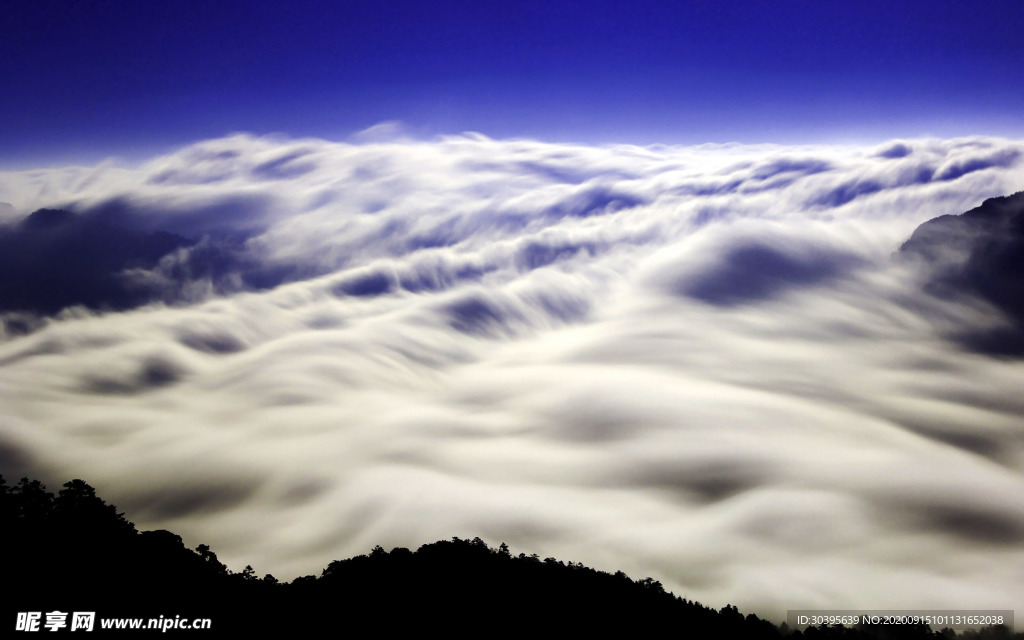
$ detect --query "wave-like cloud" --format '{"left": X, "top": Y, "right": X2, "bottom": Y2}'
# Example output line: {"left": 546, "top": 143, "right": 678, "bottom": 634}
{"left": 1, "top": 133, "right": 1023, "bottom": 620}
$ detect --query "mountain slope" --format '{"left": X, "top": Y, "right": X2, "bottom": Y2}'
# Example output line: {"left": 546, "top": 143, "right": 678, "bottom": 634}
{"left": 899, "top": 191, "right": 1024, "bottom": 355}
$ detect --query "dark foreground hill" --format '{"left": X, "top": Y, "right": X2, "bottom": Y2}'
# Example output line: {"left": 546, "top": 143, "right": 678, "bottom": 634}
{"left": 1, "top": 475, "right": 780, "bottom": 636}
{"left": 3, "top": 475, "right": 1018, "bottom": 638}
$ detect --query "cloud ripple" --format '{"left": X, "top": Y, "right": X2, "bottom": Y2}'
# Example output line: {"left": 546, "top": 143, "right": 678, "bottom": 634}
{"left": 1, "top": 133, "right": 1023, "bottom": 620}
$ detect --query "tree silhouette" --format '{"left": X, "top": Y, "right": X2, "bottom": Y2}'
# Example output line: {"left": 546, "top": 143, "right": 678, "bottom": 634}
{"left": 53, "top": 478, "right": 135, "bottom": 536}
{"left": 4, "top": 472, "right": 1021, "bottom": 638}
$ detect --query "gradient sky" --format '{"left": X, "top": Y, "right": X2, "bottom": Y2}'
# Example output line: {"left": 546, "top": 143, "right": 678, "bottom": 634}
{"left": 3, "top": 0, "right": 1023, "bottom": 167}
{"left": 5, "top": 1, "right": 1024, "bottom": 621}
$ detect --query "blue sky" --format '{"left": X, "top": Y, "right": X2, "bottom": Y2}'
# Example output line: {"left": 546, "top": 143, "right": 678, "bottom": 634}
{"left": 5, "top": 1, "right": 1024, "bottom": 616}
{"left": 2, "top": 0, "right": 1023, "bottom": 166}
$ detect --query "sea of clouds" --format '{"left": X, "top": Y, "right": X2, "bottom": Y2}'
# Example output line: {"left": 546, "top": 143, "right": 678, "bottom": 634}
{"left": 1, "top": 132, "right": 1023, "bottom": 619}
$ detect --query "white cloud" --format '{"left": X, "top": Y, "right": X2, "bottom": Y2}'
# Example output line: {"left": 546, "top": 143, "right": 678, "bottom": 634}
{"left": 1, "top": 133, "right": 1023, "bottom": 620}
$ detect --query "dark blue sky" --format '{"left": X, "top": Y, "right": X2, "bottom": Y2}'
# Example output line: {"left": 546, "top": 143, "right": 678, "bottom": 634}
{"left": 3, "top": 0, "right": 1022, "bottom": 167}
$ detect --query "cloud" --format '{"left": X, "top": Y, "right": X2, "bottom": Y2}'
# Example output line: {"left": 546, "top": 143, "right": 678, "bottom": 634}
{"left": 934, "top": 147, "right": 1021, "bottom": 182}
{"left": 1, "top": 133, "right": 1024, "bottom": 620}
{"left": 350, "top": 121, "right": 411, "bottom": 144}
{"left": 651, "top": 225, "right": 865, "bottom": 306}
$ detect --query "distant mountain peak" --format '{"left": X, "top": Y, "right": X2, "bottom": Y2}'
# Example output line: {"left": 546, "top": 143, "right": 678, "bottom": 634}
{"left": 967, "top": 190, "right": 1024, "bottom": 217}
{"left": 19, "top": 207, "right": 78, "bottom": 230}
{"left": 0, "top": 207, "right": 196, "bottom": 316}
{"left": 899, "top": 189, "right": 1024, "bottom": 356}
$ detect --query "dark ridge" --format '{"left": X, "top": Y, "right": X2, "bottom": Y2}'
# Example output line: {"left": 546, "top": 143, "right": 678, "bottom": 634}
{"left": 0, "top": 473, "right": 778, "bottom": 635}
{"left": 898, "top": 191, "right": 1024, "bottom": 356}
{"left": 899, "top": 191, "right": 1024, "bottom": 262}
{"left": 0, "top": 207, "right": 311, "bottom": 322}
{"left": 3, "top": 473, "right": 1017, "bottom": 638}
{"left": 0, "top": 208, "right": 195, "bottom": 315}
{"left": 19, "top": 208, "right": 77, "bottom": 230}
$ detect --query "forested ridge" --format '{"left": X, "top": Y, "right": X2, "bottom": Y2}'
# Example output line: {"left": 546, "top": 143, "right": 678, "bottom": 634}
{"left": 2, "top": 475, "right": 1017, "bottom": 638}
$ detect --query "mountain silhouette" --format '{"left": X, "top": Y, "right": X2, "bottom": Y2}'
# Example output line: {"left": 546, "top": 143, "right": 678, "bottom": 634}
{"left": 0, "top": 473, "right": 784, "bottom": 636}
{"left": 5, "top": 472, "right": 1017, "bottom": 638}
{"left": 0, "top": 209, "right": 194, "bottom": 315}
{"left": 899, "top": 191, "right": 1024, "bottom": 356}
